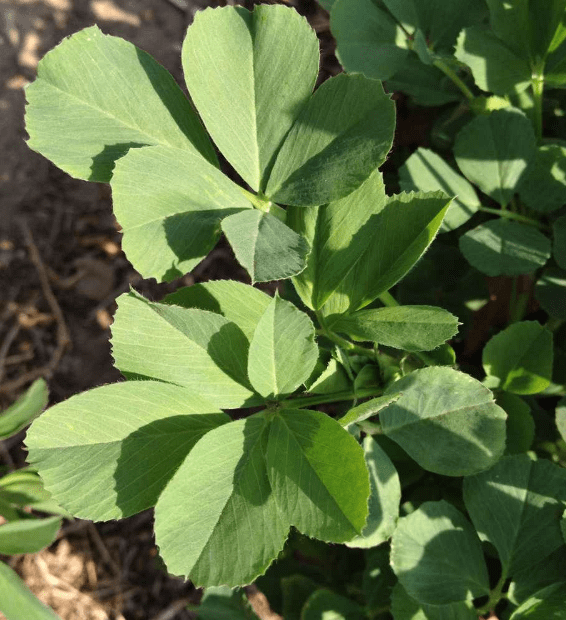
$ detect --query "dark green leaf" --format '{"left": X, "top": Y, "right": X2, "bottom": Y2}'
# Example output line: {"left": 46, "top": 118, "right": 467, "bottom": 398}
{"left": 535, "top": 267, "right": 566, "bottom": 320}
{"left": 518, "top": 143, "right": 566, "bottom": 213}
{"left": 553, "top": 214, "right": 566, "bottom": 269}
{"left": 0, "top": 379, "right": 48, "bottom": 440}
{"left": 459, "top": 220, "right": 551, "bottom": 276}
{"left": 391, "top": 500, "right": 489, "bottom": 605}
{"left": 221, "top": 210, "right": 309, "bottom": 283}
{"left": 363, "top": 545, "right": 396, "bottom": 612}
{"left": 482, "top": 321, "right": 553, "bottom": 394}
{"left": 496, "top": 392, "right": 535, "bottom": 454}
{"left": 390, "top": 582, "right": 478, "bottom": 619}
{"left": 381, "top": 367, "right": 507, "bottom": 476}
{"left": 510, "top": 582, "right": 566, "bottom": 620}
{"left": 300, "top": 589, "right": 365, "bottom": 620}
{"left": 197, "top": 586, "right": 259, "bottom": 620}
{"left": 557, "top": 397, "right": 566, "bottom": 442}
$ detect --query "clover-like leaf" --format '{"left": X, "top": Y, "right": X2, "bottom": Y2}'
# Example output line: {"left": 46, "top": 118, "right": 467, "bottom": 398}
{"left": 518, "top": 143, "right": 566, "bottom": 213}
{"left": 0, "top": 379, "right": 48, "bottom": 440}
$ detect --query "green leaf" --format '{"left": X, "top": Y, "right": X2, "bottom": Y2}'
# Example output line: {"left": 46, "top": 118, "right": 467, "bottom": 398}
{"left": 0, "top": 562, "right": 60, "bottom": 620}
{"left": 307, "top": 359, "right": 351, "bottom": 396}
{"left": 300, "top": 589, "right": 366, "bottom": 620}
{"left": 221, "top": 210, "right": 310, "bottom": 284}
{"left": 454, "top": 109, "right": 536, "bottom": 206}
{"left": 518, "top": 143, "right": 566, "bottom": 213}
{"left": 509, "top": 546, "right": 566, "bottom": 604}
{"left": 266, "top": 409, "right": 370, "bottom": 543}
{"left": 0, "top": 469, "right": 69, "bottom": 518}
{"left": 363, "top": 545, "right": 396, "bottom": 612}
{"left": 25, "top": 381, "right": 227, "bottom": 521}
{"left": 464, "top": 455, "right": 566, "bottom": 576}
{"left": 154, "top": 410, "right": 370, "bottom": 587}
{"left": 266, "top": 73, "right": 395, "bottom": 207}
{"left": 455, "top": 26, "right": 532, "bottom": 95}
{"left": 0, "top": 379, "right": 48, "bottom": 440}
{"left": 346, "top": 436, "right": 401, "bottom": 549}
{"left": 510, "top": 582, "right": 566, "bottom": 620}
{"left": 282, "top": 575, "right": 319, "bottom": 620}
{"left": 535, "top": 267, "right": 566, "bottom": 320}
{"left": 111, "top": 145, "right": 251, "bottom": 282}
{"left": 111, "top": 291, "right": 256, "bottom": 409}
{"left": 25, "top": 25, "right": 215, "bottom": 183}
{"left": 331, "top": 0, "right": 410, "bottom": 81}
{"left": 390, "top": 582, "right": 478, "bottom": 620}
{"left": 399, "top": 148, "right": 480, "bottom": 233}
{"left": 553, "top": 214, "right": 566, "bottom": 270}
{"left": 391, "top": 500, "right": 489, "bottom": 605}
{"left": 0, "top": 516, "right": 60, "bottom": 555}
{"left": 163, "top": 280, "right": 272, "bottom": 342}
{"left": 381, "top": 367, "right": 507, "bottom": 476}
{"left": 182, "top": 5, "right": 319, "bottom": 192}
{"left": 557, "top": 397, "right": 566, "bottom": 442}
{"left": 334, "top": 305, "right": 460, "bottom": 352}
{"left": 318, "top": 191, "right": 450, "bottom": 319}
{"left": 247, "top": 295, "right": 318, "bottom": 399}
{"left": 496, "top": 392, "right": 535, "bottom": 454}
{"left": 486, "top": 0, "right": 566, "bottom": 63}
{"left": 338, "top": 394, "right": 401, "bottom": 428}
{"left": 459, "top": 220, "right": 551, "bottom": 277}
{"left": 197, "top": 586, "right": 259, "bottom": 620}
{"left": 482, "top": 321, "right": 553, "bottom": 394}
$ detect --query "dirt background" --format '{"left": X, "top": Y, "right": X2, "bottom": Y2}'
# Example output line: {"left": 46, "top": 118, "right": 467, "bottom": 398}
{"left": 0, "top": 1, "right": 340, "bottom": 618}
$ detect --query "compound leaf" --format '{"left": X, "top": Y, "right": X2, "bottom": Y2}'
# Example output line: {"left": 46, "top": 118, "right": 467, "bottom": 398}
{"left": 182, "top": 4, "right": 319, "bottom": 192}
{"left": 391, "top": 500, "right": 489, "bottom": 605}
{"left": 459, "top": 220, "right": 551, "bottom": 277}
{"left": 518, "top": 143, "right": 566, "bottom": 213}
{"left": 248, "top": 296, "right": 318, "bottom": 399}
{"left": 346, "top": 436, "right": 401, "bottom": 549}
{"left": 482, "top": 321, "right": 553, "bottom": 395}
{"left": 0, "top": 562, "right": 60, "bottom": 620}
{"left": 464, "top": 455, "right": 566, "bottom": 576}
{"left": 454, "top": 109, "right": 536, "bottom": 206}
{"left": 25, "top": 381, "right": 228, "bottom": 521}
{"left": 111, "top": 292, "right": 256, "bottom": 409}
{"left": 399, "top": 148, "right": 480, "bottom": 232}
{"left": 266, "top": 73, "right": 395, "bottom": 206}
{"left": 221, "top": 210, "right": 309, "bottom": 283}
{"left": 381, "top": 367, "right": 507, "bottom": 476}
{"left": 163, "top": 280, "right": 272, "bottom": 342}
{"left": 25, "top": 25, "right": 215, "bottom": 183}
{"left": 111, "top": 145, "right": 251, "bottom": 282}
{"left": 334, "top": 305, "right": 460, "bottom": 352}
{"left": 0, "top": 379, "right": 48, "bottom": 440}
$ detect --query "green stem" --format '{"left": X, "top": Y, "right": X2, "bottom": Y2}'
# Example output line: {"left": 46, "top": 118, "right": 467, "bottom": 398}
{"left": 478, "top": 206, "right": 547, "bottom": 230}
{"left": 546, "top": 317, "right": 564, "bottom": 332}
{"left": 316, "top": 329, "right": 376, "bottom": 359}
{"left": 238, "top": 187, "right": 286, "bottom": 221}
{"left": 378, "top": 290, "right": 399, "bottom": 307}
{"left": 283, "top": 387, "right": 384, "bottom": 409}
{"left": 532, "top": 70, "right": 545, "bottom": 141}
{"left": 476, "top": 571, "right": 508, "bottom": 616}
{"left": 433, "top": 58, "right": 475, "bottom": 102}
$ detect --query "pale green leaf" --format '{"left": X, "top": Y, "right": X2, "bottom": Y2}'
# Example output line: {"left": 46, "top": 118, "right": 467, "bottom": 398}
{"left": 455, "top": 26, "right": 532, "bottom": 95}
{"left": 182, "top": 5, "right": 319, "bottom": 192}
{"left": 553, "top": 214, "right": 566, "bottom": 270}
{"left": 557, "top": 397, "right": 566, "bottom": 442}
{"left": 346, "top": 436, "right": 401, "bottom": 549}
{"left": 0, "top": 379, "right": 48, "bottom": 440}
{"left": 459, "top": 220, "right": 551, "bottom": 277}
{"left": 482, "top": 321, "right": 553, "bottom": 394}
{"left": 111, "top": 291, "right": 256, "bottom": 409}
{"left": 338, "top": 394, "right": 401, "bottom": 428}
{"left": 0, "top": 516, "right": 60, "bottom": 555}
{"left": 247, "top": 296, "right": 318, "bottom": 398}
{"left": 0, "top": 469, "right": 70, "bottom": 518}
{"left": 390, "top": 583, "right": 478, "bottom": 620}
{"left": 334, "top": 305, "right": 460, "bottom": 352}
{"left": 307, "top": 359, "right": 350, "bottom": 396}
{"left": 221, "top": 210, "right": 309, "bottom": 284}
{"left": 111, "top": 145, "right": 251, "bottom": 282}
{"left": 25, "top": 25, "right": 215, "bottom": 182}
{"left": 0, "top": 562, "right": 60, "bottom": 620}
{"left": 496, "top": 392, "right": 535, "bottom": 454}
{"left": 464, "top": 455, "right": 566, "bottom": 576}
{"left": 510, "top": 582, "right": 566, "bottom": 620}
{"left": 535, "top": 267, "right": 566, "bottom": 320}
{"left": 300, "top": 589, "right": 365, "bottom": 620}
{"left": 320, "top": 191, "right": 450, "bottom": 319}
{"left": 266, "top": 409, "right": 370, "bottom": 542}
{"left": 163, "top": 280, "right": 272, "bottom": 342}
{"left": 331, "top": 0, "right": 410, "bottom": 81}
{"left": 518, "top": 143, "right": 566, "bottom": 213}
{"left": 154, "top": 415, "right": 288, "bottom": 587}
{"left": 399, "top": 148, "right": 480, "bottom": 233}
{"left": 391, "top": 500, "right": 489, "bottom": 605}
{"left": 454, "top": 109, "right": 537, "bottom": 206}
{"left": 381, "top": 367, "right": 507, "bottom": 476}
{"left": 266, "top": 73, "right": 395, "bottom": 206}
{"left": 25, "top": 381, "right": 227, "bottom": 521}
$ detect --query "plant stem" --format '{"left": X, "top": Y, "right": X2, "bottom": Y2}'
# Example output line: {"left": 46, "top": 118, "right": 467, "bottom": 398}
{"left": 283, "top": 387, "right": 384, "bottom": 409}
{"left": 478, "top": 206, "right": 547, "bottom": 230}
{"left": 532, "top": 70, "right": 545, "bottom": 141}
{"left": 433, "top": 58, "right": 475, "bottom": 102}
{"left": 476, "top": 571, "right": 508, "bottom": 616}
{"left": 316, "top": 329, "right": 376, "bottom": 359}
{"left": 378, "top": 290, "right": 399, "bottom": 307}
